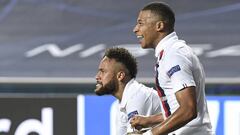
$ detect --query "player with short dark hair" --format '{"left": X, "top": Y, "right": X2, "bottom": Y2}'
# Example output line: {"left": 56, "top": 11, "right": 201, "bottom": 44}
{"left": 95, "top": 47, "right": 162, "bottom": 135}
{"left": 131, "top": 2, "right": 214, "bottom": 135}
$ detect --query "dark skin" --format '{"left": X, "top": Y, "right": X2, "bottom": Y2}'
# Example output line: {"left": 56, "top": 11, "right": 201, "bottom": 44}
{"left": 153, "top": 86, "right": 197, "bottom": 134}
{"left": 130, "top": 87, "right": 197, "bottom": 134}
{"left": 130, "top": 113, "right": 164, "bottom": 130}
{"left": 131, "top": 9, "right": 198, "bottom": 135}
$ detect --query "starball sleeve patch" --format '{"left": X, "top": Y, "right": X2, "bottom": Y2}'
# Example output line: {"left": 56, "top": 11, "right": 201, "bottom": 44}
{"left": 167, "top": 65, "right": 181, "bottom": 77}
{"left": 127, "top": 110, "right": 138, "bottom": 120}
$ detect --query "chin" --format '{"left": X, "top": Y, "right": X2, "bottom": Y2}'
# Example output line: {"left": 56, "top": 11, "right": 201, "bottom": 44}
{"left": 141, "top": 45, "right": 150, "bottom": 49}
{"left": 95, "top": 87, "right": 102, "bottom": 95}
{"left": 141, "top": 43, "right": 153, "bottom": 49}
{"left": 95, "top": 89, "right": 104, "bottom": 96}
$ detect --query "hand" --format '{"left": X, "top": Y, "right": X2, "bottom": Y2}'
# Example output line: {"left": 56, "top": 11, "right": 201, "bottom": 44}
{"left": 130, "top": 115, "right": 149, "bottom": 130}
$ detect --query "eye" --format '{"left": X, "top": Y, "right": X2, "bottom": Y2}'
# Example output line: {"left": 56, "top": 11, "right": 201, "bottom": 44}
{"left": 97, "top": 69, "right": 104, "bottom": 76}
{"left": 100, "top": 69, "right": 105, "bottom": 74}
{"left": 137, "top": 20, "right": 145, "bottom": 26}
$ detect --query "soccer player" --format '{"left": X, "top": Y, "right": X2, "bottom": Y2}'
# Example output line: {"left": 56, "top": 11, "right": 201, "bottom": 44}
{"left": 131, "top": 2, "right": 214, "bottom": 135}
{"left": 95, "top": 47, "right": 162, "bottom": 135}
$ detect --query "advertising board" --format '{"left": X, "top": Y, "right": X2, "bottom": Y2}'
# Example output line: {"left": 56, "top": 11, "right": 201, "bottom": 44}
{"left": 0, "top": 95, "right": 239, "bottom": 135}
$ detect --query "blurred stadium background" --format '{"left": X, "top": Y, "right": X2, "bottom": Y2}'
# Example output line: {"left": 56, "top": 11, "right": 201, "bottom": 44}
{"left": 0, "top": 0, "right": 239, "bottom": 135}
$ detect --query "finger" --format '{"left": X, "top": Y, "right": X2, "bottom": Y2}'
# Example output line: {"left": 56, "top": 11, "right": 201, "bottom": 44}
{"left": 130, "top": 118, "right": 135, "bottom": 124}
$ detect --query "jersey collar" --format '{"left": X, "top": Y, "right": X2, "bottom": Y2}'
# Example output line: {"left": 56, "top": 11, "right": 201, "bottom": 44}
{"left": 155, "top": 32, "right": 178, "bottom": 58}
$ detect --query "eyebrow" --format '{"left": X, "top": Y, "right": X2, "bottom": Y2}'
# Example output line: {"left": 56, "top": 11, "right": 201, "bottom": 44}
{"left": 137, "top": 18, "right": 145, "bottom": 23}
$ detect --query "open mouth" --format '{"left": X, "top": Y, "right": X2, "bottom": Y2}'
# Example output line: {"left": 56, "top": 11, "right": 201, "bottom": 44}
{"left": 96, "top": 82, "right": 103, "bottom": 88}
{"left": 137, "top": 35, "right": 144, "bottom": 44}
{"left": 137, "top": 35, "right": 144, "bottom": 40}
{"left": 96, "top": 83, "right": 102, "bottom": 87}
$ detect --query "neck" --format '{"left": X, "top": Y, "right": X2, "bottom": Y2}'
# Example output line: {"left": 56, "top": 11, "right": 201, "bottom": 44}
{"left": 112, "top": 84, "right": 125, "bottom": 102}
{"left": 113, "top": 78, "right": 131, "bottom": 101}
{"left": 154, "top": 31, "right": 172, "bottom": 49}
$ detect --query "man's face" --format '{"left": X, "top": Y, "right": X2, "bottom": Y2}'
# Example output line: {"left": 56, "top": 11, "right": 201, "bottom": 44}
{"left": 133, "top": 10, "right": 159, "bottom": 49}
{"left": 95, "top": 57, "right": 118, "bottom": 96}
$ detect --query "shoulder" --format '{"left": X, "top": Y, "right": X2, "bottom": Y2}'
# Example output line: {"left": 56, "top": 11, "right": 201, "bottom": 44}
{"left": 173, "top": 41, "right": 193, "bottom": 56}
{"left": 129, "top": 81, "right": 156, "bottom": 99}
{"left": 164, "top": 41, "right": 194, "bottom": 63}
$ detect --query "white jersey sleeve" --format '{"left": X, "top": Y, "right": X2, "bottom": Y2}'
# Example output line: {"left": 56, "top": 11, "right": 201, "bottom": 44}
{"left": 125, "top": 88, "right": 161, "bottom": 133}
{"left": 118, "top": 80, "right": 161, "bottom": 135}
{"left": 164, "top": 44, "right": 196, "bottom": 93}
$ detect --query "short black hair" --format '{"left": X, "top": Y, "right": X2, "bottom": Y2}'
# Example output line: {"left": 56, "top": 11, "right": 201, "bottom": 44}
{"left": 103, "top": 47, "right": 137, "bottom": 78}
{"left": 142, "top": 2, "right": 175, "bottom": 32}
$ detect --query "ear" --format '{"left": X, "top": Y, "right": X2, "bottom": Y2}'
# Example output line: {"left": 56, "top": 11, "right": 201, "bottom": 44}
{"left": 156, "top": 21, "right": 164, "bottom": 32}
{"left": 117, "top": 71, "right": 125, "bottom": 81}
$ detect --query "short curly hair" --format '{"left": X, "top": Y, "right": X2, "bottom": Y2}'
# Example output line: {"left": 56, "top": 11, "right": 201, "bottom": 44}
{"left": 103, "top": 47, "right": 138, "bottom": 78}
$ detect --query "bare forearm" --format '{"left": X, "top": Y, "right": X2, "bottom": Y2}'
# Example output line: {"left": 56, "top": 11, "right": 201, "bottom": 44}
{"left": 147, "top": 113, "right": 164, "bottom": 127}
{"left": 151, "top": 87, "right": 197, "bottom": 135}
{"left": 130, "top": 113, "right": 164, "bottom": 130}
{"left": 152, "top": 107, "right": 196, "bottom": 134}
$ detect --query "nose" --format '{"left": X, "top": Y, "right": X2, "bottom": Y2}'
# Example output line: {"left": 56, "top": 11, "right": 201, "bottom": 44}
{"left": 133, "top": 24, "right": 138, "bottom": 34}
{"left": 95, "top": 72, "right": 100, "bottom": 81}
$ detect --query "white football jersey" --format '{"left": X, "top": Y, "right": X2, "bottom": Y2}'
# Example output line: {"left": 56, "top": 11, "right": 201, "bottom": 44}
{"left": 116, "top": 79, "right": 161, "bottom": 135}
{"left": 154, "top": 32, "right": 214, "bottom": 135}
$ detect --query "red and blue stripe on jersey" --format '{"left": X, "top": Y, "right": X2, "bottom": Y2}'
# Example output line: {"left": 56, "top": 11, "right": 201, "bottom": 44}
{"left": 155, "top": 50, "right": 172, "bottom": 117}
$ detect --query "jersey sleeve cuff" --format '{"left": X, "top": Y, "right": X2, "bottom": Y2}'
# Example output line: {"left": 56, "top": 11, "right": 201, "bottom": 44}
{"left": 173, "top": 81, "right": 196, "bottom": 92}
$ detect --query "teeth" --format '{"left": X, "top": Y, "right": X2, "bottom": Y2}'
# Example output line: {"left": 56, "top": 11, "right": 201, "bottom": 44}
{"left": 137, "top": 35, "right": 144, "bottom": 39}
{"left": 96, "top": 83, "right": 102, "bottom": 87}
